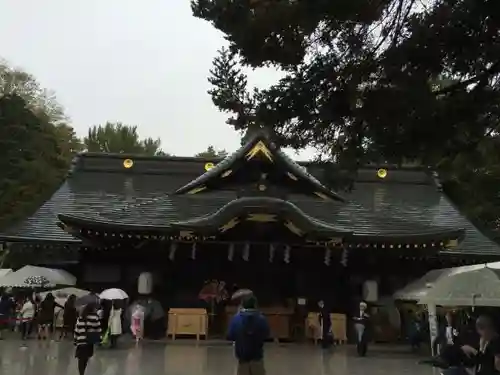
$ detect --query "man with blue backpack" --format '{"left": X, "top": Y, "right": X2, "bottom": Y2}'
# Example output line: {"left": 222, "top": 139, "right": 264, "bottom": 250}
{"left": 228, "top": 295, "right": 270, "bottom": 375}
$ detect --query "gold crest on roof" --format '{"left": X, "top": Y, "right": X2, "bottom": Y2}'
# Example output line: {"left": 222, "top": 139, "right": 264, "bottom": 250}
{"left": 377, "top": 168, "right": 388, "bottom": 179}
{"left": 123, "top": 159, "right": 134, "bottom": 169}
{"left": 245, "top": 141, "right": 274, "bottom": 161}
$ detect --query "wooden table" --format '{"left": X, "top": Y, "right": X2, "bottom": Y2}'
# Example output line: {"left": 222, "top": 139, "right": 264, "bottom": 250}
{"left": 306, "top": 313, "right": 347, "bottom": 344}
{"left": 167, "top": 308, "right": 208, "bottom": 342}
{"left": 225, "top": 306, "right": 293, "bottom": 341}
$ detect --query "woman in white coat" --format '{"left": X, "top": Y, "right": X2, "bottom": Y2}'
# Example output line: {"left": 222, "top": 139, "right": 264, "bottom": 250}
{"left": 108, "top": 301, "right": 122, "bottom": 348}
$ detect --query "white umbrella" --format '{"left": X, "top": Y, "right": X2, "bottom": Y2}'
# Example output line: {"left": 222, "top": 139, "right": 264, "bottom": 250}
{"left": 418, "top": 262, "right": 500, "bottom": 306}
{"left": 0, "top": 265, "right": 76, "bottom": 287}
{"left": 100, "top": 288, "right": 128, "bottom": 300}
{"left": 231, "top": 288, "right": 254, "bottom": 300}
{"left": 40, "top": 287, "right": 90, "bottom": 300}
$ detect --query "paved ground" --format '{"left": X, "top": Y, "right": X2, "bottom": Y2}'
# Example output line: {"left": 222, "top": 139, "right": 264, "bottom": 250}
{"left": 0, "top": 340, "right": 439, "bottom": 375}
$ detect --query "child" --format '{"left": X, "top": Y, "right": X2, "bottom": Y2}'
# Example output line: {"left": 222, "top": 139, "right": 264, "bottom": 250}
{"left": 131, "top": 305, "right": 145, "bottom": 345}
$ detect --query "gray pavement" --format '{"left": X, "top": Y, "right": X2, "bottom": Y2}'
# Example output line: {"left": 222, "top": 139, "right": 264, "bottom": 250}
{"left": 0, "top": 340, "right": 439, "bottom": 375}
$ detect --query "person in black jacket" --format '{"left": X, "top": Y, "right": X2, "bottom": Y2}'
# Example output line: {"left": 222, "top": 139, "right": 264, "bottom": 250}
{"left": 353, "top": 301, "right": 370, "bottom": 357}
{"left": 433, "top": 312, "right": 461, "bottom": 355}
{"left": 461, "top": 315, "right": 500, "bottom": 375}
{"left": 318, "top": 300, "right": 333, "bottom": 349}
{"left": 227, "top": 296, "right": 270, "bottom": 375}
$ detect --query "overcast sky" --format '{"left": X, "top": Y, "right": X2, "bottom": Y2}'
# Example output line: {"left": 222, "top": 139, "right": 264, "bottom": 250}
{"left": 0, "top": 0, "right": 316, "bottom": 158}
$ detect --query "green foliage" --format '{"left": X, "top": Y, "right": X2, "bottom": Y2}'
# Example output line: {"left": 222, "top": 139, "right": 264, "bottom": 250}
{"left": 0, "top": 62, "right": 78, "bottom": 232}
{"left": 84, "top": 122, "right": 165, "bottom": 155}
{"left": 0, "top": 94, "right": 70, "bottom": 229}
{"left": 194, "top": 0, "right": 500, "bottom": 230}
{"left": 54, "top": 123, "right": 84, "bottom": 159}
{"left": 441, "top": 134, "right": 500, "bottom": 234}
{"left": 196, "top": 0, "right": 499, "bottom": 162}
{"left": 0, "top": 62, "right": 66, "bottom": 124}
{"left": 195, "top": 145, "right": 228, "bottom": 158}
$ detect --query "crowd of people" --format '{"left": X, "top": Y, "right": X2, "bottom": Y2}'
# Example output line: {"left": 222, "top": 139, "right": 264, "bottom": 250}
{"left": 0, "top": 291, "right": 146, "bottom": 375}
{"left": 3, "top": 288, "right": 500, "bottom": 375}
{"left": 419, "top": 310, "right": 500, "bottom": 375}
{"left": 0, "top": 292, "right": 77, "bottom": 342}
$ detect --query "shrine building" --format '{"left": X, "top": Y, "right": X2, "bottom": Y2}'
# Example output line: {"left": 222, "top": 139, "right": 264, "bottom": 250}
{"left": 1, "top": 130, "right": 500, "bottom": 310}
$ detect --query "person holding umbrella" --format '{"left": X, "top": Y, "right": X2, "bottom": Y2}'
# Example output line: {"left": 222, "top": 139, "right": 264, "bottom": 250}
{"left": 107, "top": 300, "right": 123, "bottom": 348}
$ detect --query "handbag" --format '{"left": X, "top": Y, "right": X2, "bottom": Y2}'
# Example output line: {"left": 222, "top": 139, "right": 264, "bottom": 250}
{"left": 100, "top": 327, "right": 111, "bottom": 347}
{"left": 84, "top": 319, "right": 101, "bottom": 345}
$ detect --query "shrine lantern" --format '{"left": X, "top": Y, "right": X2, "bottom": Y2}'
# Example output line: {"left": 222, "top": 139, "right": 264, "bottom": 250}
{"left": 138, "top": 272, "right": 153, "bottom": 295}
{"left": 362, "top": 280, "right": 378, "bottom": 302}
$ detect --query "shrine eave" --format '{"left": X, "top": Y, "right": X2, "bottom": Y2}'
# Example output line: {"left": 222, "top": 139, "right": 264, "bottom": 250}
{"left": 57, "top": 196, "right": 350, "bottom": 240}
{"left": 0, "top": 235, "right": 80, "bottom": 245}
{"left": 57, "top": 209, "right": 466, "bottom": 251}
{"left": 173, "top": 130, "right": 345, "bottom": 202}
{"left": 350, "top": 228, "right": 466, "bottom": 249}
{"left": 58, "top": 214, "right": 171, "bottom": 233}
{"left": 170, "top": 196, "right": 349, "bottom": 237}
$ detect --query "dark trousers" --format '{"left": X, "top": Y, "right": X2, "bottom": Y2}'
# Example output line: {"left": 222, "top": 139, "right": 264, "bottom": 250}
{"left": 321, "top": 338, "right": 332, "bottom": 349}
{"left": 410, "top": 332, "right": 421, "bottom": 350}
{"left": 439, "top": 344, "right": 475, "bottom": 368}
{"left": 110, "top": 335, "right": 118, "bottom": 348}
{"left": 20, "top": 321, "right": 32, "bottom": 339}
{"left": 321, "top": 331, "right": 333, "bottom": 349}
{"left": 237, "top": 360, "right": 266, "bottom": 375}
{"left": 356, "top": 334, "right": 368, "bottom": 356}
{"left": 78, "top": 357, "right": 89, "bottom": 375}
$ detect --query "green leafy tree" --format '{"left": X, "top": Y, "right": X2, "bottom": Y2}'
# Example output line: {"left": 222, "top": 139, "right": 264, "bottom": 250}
{"left": 84, "top": 122, "right": 165, "bottom": 155}
{"left": 195, "top": 145, "right": 228, "bottom": 158}
{"left": 194, "top": 0, "right": 499, "bottom": 166}
{"left": 54, "top": 123, "right": 84, "bottom": 159}
{"left": 0, "top": 62, "right": 77, "bottom": 234}
{"left": 194, "top": 0, "right": 500, "bottom": 231}
{"left": 0, "top": 94, "right": 69, "bottom": 229}
{"left": 0, "top": 61, "right": 66, "bottom": 124}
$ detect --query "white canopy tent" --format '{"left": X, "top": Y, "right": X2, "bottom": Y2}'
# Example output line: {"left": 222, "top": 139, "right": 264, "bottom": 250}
{"left": 393, "top": 268, "right": 453, "bottom": 301}
{"left": 413, "top": 262, "right": 500, "bottom": 354}
{"left": 0, "top": 265, "right": 76, "bottom": 288}
{"left": 0, "top": 269, "right": 12, "bottom": 278}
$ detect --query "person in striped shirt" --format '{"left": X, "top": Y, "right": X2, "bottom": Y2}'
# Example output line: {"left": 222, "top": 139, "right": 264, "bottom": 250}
{"left": 74, "top": 303, "right": 101, "bottom": 375}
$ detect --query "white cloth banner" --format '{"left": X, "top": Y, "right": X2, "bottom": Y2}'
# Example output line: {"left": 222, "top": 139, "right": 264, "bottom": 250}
{"left": 428, "top": 304, "right": 438, "bottom": 355}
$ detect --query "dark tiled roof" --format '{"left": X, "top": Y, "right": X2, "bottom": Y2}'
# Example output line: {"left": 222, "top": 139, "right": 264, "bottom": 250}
{"left": 1, "top": 153, "right": 499, "bottom": 256}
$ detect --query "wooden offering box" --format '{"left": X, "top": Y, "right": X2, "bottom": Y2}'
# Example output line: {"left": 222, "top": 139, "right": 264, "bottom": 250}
{"left": 306, "top": 313, "right": 347, "bottom": 344}
{"left": 226, "top": 306, "right": 293, "bottom": 341}
{"left": 167, "top": 308, "right": 208, "bottom": 341}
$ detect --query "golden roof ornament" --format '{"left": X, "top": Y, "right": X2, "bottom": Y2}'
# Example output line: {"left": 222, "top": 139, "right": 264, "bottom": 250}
{"left": 123, "top": 159, "right": 134, "bottom": 169}
{"left": 377, "top": 168, "right": 388, "bottom": 179}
